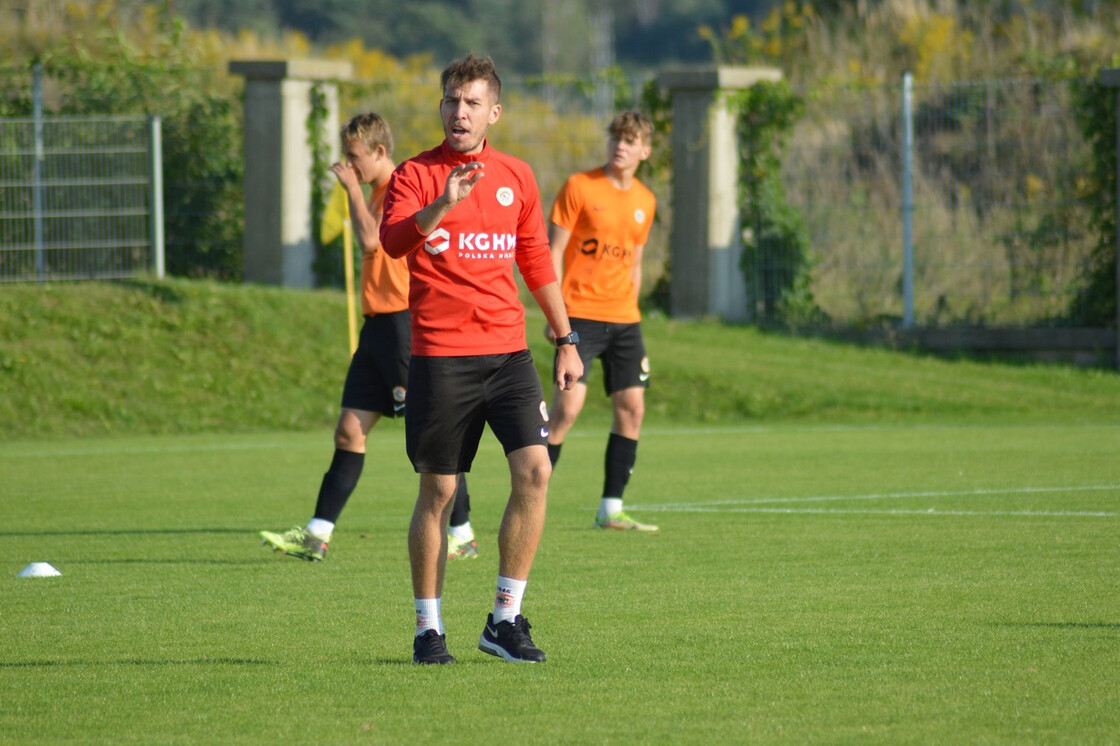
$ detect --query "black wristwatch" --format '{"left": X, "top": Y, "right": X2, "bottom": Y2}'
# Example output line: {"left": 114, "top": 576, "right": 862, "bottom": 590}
{"left": 555, "top": 331, "right": 580, "bottom": 347}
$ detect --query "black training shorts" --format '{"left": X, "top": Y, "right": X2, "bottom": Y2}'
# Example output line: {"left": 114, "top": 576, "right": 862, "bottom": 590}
{"left": 340, "top": 311, "right": 411, "bottom": 417}
{"left": 555, "top": 318, "right": 650, "bottom": 395}
{"left": 406, "top": 350, "right": 548, "bottom": 474}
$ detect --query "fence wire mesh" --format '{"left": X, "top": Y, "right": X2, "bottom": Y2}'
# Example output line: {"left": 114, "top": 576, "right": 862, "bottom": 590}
{"left": 783, "top": 77, "right": 1093, "bottom": 328}
{"left": 0, "top": 115, "right": 159, "bottom": 282}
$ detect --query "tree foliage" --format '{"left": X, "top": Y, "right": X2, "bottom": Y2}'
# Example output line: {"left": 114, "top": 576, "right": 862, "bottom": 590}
{"left": 1070, "top": 64, "right": 1120, "bottom": 326}
{"left": 731, "top": 81, "right": 813, "bottom": 325}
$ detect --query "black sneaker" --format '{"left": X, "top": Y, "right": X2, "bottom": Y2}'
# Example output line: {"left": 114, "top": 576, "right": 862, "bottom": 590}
{"left": 478, "top": 613, "right": 546, "bottom": 663}
{"left": 412, "top": 630, "right": 455, "bottom": 665}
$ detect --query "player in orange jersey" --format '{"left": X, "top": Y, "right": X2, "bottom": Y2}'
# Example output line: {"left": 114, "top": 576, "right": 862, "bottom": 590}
{"left": 545, "top": 110, "right": 659, "bottom": 532}
{"left": 260, "top": 112, "right": 476, "bottom": 562}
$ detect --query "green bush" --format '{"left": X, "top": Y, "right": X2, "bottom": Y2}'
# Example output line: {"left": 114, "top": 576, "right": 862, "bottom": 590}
{"left": 732, "top": 80, "right": 815, "bottom": 325}
{"left": 1070, "top": 66, "right": 1119, "bottom": 326}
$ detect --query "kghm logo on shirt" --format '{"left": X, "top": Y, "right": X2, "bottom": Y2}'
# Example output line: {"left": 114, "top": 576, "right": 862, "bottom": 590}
{"left": 578, "top": 237, "right": 632, "bottom": 262}
{"left": 457, "top": 232, "right": 517, "bottom": 260}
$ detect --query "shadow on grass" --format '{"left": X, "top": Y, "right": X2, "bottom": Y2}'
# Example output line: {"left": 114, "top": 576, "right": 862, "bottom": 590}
{"left": 1, "top": 658, "right": 450, "bottom": 668}
{"left": 0, "top": 658, "right": 277, "bottom": 668}
{"left": 0, "top": 528, "right": 254, "bottom": 537}
{"left": 994, "top": 618, "right": 1115, "bottom": 622}
{"left": 116, "top": 277, "right": 185, "bottom": 305}
{"left": 59, "top": 558, "right": 274, "bottom": 565}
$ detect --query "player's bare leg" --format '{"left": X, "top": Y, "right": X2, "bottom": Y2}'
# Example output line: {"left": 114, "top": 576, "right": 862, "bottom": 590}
{"left": 409, "top": 472, "right": 458, "bottom": 599}
{"left": 478, "top": 445, "right": 551, "bottom": 663}
{"left": 545, "top": 382, "right": 587, "bottom": 466}
{"left": 410, "top": 472, "right": 458, "bottom": 664}
{"left": 497, "top": 445, "right": 551, "bottom": 579}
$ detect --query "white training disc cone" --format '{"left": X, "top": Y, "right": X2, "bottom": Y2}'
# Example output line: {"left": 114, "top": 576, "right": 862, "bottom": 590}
{"left": 17, "top": 562, "right": 62, "bottom": 578}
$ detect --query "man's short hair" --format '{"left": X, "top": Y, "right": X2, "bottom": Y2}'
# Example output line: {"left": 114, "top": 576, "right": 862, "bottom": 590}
{"left": 441, "top": 53, "right": 501, "bottom": 104}
{"left": 608, "top": 110, "right": 653, "bottom": 145}
{"left": 342, "top": 112, "right": 394, "bottom": 157}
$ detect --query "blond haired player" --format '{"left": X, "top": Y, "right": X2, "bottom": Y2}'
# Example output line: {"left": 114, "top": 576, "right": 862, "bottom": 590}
{"left": 545, "top": 110, "right": 659, "bottom": 532}
{"left": 260, "top": 113, "right": 476, "bottom": 562}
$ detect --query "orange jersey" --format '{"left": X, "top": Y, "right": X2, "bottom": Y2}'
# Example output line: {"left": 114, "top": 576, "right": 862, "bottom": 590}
{"left": 549, "top": 168, "right": 655, "bottom": 323}
{"left": 360, "top": 181, "right": 410, "bottom": 316}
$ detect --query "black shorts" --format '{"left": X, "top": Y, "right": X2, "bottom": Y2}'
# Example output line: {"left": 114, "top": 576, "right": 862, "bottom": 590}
{"left": 340, "top": 312, "right": 411, "bottom": 417}
{"left": 406, "top": 351, "right": 548, "bottom": 474}
{"left": 555, "top": 318, "right": 650, "bottom": 395}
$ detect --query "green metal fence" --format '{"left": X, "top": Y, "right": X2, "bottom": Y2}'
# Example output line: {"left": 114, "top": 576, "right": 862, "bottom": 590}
{"left": 0, "top": 114, "right": 163, "bottom": 282}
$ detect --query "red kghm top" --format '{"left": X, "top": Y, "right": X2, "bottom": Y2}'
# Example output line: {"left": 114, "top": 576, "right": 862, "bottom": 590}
{"left": 380, "top": 140, "right": 556, "bottom": 357}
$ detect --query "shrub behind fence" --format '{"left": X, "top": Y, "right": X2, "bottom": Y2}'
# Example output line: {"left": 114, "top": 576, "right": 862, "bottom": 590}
{"left": 780, "top": 77, "right": 1094, "bottom": 328}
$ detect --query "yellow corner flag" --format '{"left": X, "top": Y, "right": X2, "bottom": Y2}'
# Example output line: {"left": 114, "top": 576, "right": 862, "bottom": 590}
{"left": 321, "top": 180, "right": 350, "bottom": 244}
{"left": 321, "top": 181, "right": 359, "bottom": 356}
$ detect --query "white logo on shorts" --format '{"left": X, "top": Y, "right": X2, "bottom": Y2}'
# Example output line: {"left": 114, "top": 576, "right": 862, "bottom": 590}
{"left": 539, "top": 400, "right": 549, "bottom": 422}
{"left": 425, "top": 227, "right": 450, "bottom": 255}
{"left": 496, "top": 187, "right": 514, "bottom": 207}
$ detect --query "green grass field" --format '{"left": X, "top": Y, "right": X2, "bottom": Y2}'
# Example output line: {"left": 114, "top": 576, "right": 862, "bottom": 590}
{"left": 3, "top": 421, "right": 1118, "bottom": 744}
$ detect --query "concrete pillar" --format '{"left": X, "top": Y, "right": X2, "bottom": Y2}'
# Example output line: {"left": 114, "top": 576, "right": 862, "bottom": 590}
{"left": 1100, "top": 68, "right": 1120, "bottom": 370}
{"left": 229, "top": 59, "right": 352, "bottom": 287}
{"left": 658, "top": 66, "right": 782, "bottom": 321}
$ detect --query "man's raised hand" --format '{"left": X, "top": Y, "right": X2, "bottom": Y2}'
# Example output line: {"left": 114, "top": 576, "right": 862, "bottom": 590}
{"left": 444, "top": 162, "right": 485, "bottom": 205}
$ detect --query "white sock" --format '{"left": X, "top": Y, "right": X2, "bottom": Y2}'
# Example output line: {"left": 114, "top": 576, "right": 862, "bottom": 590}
{"left": 493, "top": 575, "right": 527, "bottom": 623}
{"left": 598, "top": 498, "right": 623, "bottom": 520}
{"left": 415, "top": 598, "right": 442, "bottom": 636}
{"left": 305, "top": 518, "right": 334, "bottom": 540}
{"left": 448, "top": 521, "right": 474, "bottom": 541}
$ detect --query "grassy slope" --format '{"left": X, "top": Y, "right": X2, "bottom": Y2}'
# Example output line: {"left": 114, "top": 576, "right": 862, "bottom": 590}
{"left": 1, "top": 278, "right": 1118, "bottom": 442}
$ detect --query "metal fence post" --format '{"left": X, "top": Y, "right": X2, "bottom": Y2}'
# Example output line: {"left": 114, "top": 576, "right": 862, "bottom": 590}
{"left": 32, "top": 62, "right": 44, "bottom": 279}
{"left": 901, "top": 72, "right": 915, "bottom": 328}
{"left": 148, "top": 115, "right": 165, "bottom": 278}
{"left": 1101, "top": 68, "right": 1120, "bottom": 370}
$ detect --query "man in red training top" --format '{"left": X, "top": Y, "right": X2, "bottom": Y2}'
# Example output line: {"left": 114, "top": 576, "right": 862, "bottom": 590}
{"left": 380, "top": 53, "right": 582, "bottom": 665}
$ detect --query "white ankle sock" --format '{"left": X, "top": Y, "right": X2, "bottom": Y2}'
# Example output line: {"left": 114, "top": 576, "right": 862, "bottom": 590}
{"left": 415, "top": 598, "right": 442, "bottom": 636}
{"left": 493, "top": 576, "right": 527, "bottom": 623}
{"left": 448, "top": 521, "right": 474, "bottom": 541}
{"left": 305, "top": 518, "right": 334, "bottom": 540}
{"left": 598, "top": 498, "right": 623, "bottom": 519}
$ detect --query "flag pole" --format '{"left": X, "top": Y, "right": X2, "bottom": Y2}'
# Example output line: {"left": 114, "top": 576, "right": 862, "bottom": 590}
{"left": 343, "top": 216, "right": 358, "bottom": 356}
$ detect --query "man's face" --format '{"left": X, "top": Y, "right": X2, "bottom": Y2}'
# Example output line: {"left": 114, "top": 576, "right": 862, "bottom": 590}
{"left": 343, "top": 140, "right": 381, "bottom": 184}
{"left": 440, "top": 78, "right": 501, "bottom": 155}
{"left": 606, "top": 132, "right": 651, "bottom": 173}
